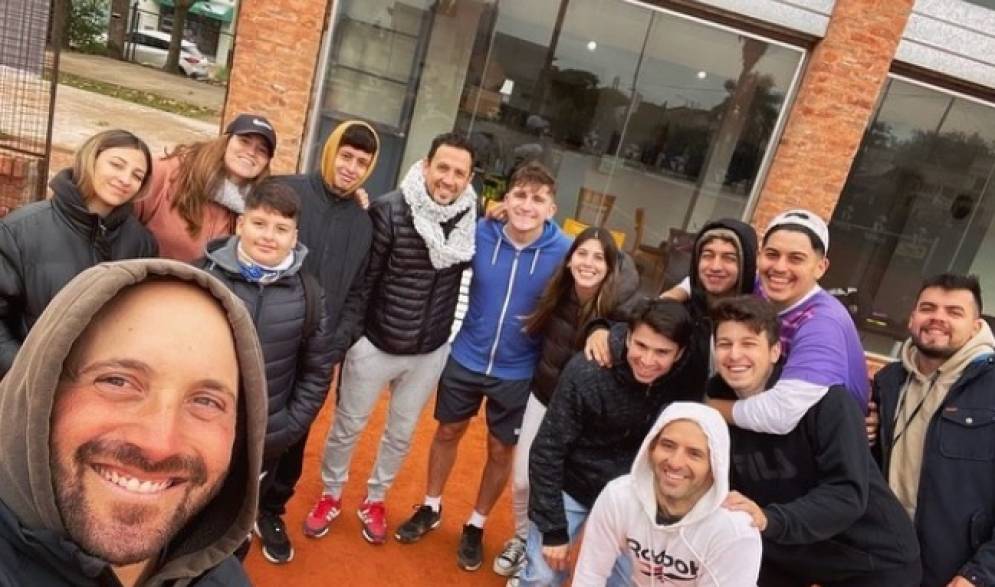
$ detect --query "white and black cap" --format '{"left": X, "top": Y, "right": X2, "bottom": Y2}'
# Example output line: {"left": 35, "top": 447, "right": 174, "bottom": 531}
{"left": 225, "top": 114, "right": 277, "bottom": 155}
{"left": 766, "top": 208, "right": 829, "bottom": 254}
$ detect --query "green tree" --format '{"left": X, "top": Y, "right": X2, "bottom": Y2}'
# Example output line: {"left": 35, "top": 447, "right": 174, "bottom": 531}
{"left": 67, "top": 0, "right": 109, "bottom": 53}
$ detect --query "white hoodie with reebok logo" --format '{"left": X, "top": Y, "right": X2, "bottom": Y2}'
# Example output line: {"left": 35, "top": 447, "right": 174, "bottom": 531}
{"left": 574, "top": 402, "right": 762, "bottom": 586}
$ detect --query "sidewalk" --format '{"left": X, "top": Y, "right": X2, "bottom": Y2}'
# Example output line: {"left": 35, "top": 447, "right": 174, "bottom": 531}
{"left": 59, "top": 51, "right": 225, "bottom": 111}
{"left": 48, "top": 84, "right": 218, "bottom": 176}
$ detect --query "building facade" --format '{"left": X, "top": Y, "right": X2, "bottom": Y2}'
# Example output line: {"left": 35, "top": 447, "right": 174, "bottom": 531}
{"left": 133, "top": 0, "right": 237, "bottom": 69}
{"left": 225, "top": 0, "right": 995, "bottom": 358}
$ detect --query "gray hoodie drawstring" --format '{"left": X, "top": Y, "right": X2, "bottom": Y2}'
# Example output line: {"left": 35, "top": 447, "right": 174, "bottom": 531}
{"left": 490, "top": 237, "right": 501, "bottom": 266}
{"left": 530, "top": 247, "right": 541, "bottom": 275}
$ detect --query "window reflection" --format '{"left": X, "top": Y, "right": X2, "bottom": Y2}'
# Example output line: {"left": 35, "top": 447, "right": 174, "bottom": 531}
{"left": 962, "top": 0, "right": 995, "bottom": 10}
{"left": 826, "top": 77, "right": 995, "bottom": 355}
{"left": 450, "top": 0, "right": 804, "bottom": 294}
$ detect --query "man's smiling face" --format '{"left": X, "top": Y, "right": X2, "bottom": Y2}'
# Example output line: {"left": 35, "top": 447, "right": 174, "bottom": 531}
{"left": 50, "top": 282, "right": 239, "bottom": 565}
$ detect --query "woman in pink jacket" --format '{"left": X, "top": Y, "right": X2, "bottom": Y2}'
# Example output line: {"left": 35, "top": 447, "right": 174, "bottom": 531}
{"left": 134, "top": 113, "right": 276, "bottom": 261}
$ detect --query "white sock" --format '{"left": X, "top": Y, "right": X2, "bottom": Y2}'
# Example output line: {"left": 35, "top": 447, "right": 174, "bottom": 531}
{"left": 467, "top": 510, "right": 487, "bottom": 529}
{"left": 424, "top": 495, "right": 442, "bottom": 512}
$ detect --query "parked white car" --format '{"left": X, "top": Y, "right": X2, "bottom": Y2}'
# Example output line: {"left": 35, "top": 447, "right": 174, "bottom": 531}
{"left": 125, "top": 30, "right": 210, "bottom": 78}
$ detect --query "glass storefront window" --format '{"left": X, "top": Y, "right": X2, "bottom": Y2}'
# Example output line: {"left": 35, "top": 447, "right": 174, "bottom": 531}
{"left": 448, "top": 0, "right": 805, "bottom": 293}
{"left": 962, "top": 0, "right": 995, "bottom": 10}
{"left": 306, "top": 0, "right": 437, "bottom": 196}
{"left": 825, "top": 76, "right": 995, "bottom": 356}
{"left": 308, "top": 0, "right": 805, "bottom": 293}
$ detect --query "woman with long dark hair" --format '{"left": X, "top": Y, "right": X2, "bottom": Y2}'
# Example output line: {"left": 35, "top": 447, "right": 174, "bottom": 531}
{"left": 0, "top": 129, "right": 157, "bottom": 377}
{"left": 134, "top": 113, "right": 276, "bottom": 261}
{"left": 494, "top": 226, "right": 643, "bottom": 580}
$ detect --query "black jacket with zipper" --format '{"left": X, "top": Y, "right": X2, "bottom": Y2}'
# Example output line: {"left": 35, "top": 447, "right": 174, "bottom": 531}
{"left": 269, "top": 172, "right": 372, "bottom": 365}
{"left": 356, "top": 189, "right": 470, "bottom": 355}
{"left": 199, "top": 236, "right": 335, "bottom": 461}
{"left": 528, "top": 321, "right": 706, "bottom": 545}
{"left": 0, "top": 169, "right": 157, "bottom": 376}
{"left": 874, "top": 355, "right": 995, "bottom": 587}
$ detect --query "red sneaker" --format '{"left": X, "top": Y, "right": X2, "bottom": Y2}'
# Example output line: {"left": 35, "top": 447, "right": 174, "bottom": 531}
{"left": 303, "top": 494, "right": 341, "bottom": 538}
{"left": 358, "top": 499, "right": 388, "bottom": 545}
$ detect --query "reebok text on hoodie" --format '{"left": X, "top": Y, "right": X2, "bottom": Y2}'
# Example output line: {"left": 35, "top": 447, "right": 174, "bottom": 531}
{"left": 575, "top": 402, "right": 761, "bottom": 586}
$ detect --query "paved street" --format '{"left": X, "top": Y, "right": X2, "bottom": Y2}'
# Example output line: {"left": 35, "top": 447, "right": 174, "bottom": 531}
{"left": 59, "top": 51, "right": 225, "bottom": 111}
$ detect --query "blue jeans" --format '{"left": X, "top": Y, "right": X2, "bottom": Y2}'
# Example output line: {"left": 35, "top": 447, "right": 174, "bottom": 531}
{"left": 519, "top": 492, "right": 631, "bottom": 586}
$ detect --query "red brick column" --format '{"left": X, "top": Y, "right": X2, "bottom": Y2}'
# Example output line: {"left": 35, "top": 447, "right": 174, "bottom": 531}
{"left": 0, "top": 151, "right": 38, "bottom": 216}
{"left": 751, "top": 0, "right": 915, "bottom": 229}
{"left": 223, "top": 0, "right": 334, "bottom": 174}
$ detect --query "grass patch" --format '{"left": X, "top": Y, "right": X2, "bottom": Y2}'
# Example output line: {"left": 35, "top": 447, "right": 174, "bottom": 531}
{"left": 57, "top": 71, "right": 220, "bottom": 121}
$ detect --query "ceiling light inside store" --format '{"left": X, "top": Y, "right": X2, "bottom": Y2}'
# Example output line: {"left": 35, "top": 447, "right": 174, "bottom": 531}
{"left": 587, "top": 40, "right": 598, "bottom": 51}
{"left": 499, "top": 79, "right": 515, "bottom": 96}
{"left": 697, "top": 71, "right": 708, "bottom": 79}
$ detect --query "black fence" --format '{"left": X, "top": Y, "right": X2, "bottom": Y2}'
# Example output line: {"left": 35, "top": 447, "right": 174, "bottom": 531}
{"left": 0, "top": 0, "right": 59, "bottom": 209}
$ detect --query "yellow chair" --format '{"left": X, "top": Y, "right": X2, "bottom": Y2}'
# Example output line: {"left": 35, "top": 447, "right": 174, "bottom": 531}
{"left": 562, "top": 217, "right": 625, "bottom": 248}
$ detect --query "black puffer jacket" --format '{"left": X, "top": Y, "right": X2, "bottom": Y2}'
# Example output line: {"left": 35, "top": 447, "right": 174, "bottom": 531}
{"left": 200, "top": 237, "right": 335, "bottom": 460}
{"left": 529, "top": 320, "right": 706, "bottom": 545}
{"left": 270, "top": 172, "right": 372, "bottom": 364}
{"left": 359, "top": 190, "right": 471, "bottom": 355}
{"left": 0, "top": 169, "right": 157, "bottom": 376}
{"left": 532, "top": 252, "right": 643, "bottom": 406}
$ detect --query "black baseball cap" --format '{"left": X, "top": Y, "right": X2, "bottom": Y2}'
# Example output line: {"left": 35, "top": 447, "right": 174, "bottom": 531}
{"left": 225, "top": 114, "right": 277, "bottom": 156}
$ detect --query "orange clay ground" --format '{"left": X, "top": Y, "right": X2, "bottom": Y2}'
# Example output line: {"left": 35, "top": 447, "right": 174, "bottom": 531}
{"left": 244, "top": 387, "right": 515, "bottom": 586}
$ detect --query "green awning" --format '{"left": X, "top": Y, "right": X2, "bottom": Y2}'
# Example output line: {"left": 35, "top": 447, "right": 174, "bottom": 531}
{"left": 155, "top": 0, "right": 234, "bottom": 23}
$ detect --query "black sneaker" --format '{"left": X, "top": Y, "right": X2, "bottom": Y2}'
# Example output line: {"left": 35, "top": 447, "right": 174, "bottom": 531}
{"left": 457, "top": 524, "right": 484, "bottom": 571}
{"left": 395, "top": 504, "right": 442, "bottom": 543}
{"left": 254, "top": 512, "right": 294, "bottom": 564}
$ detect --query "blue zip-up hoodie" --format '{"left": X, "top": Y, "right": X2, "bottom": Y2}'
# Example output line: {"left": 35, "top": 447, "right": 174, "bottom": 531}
{"left": 451, "top": 218, "right": 571, "bottom": 379}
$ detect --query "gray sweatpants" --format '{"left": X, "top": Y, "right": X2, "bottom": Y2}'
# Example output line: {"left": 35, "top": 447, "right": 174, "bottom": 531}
{"left": 320, "top": 336, "right": 450, "bottom": 502}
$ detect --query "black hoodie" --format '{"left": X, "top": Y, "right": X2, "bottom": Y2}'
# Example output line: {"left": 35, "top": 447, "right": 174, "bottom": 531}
{"left": 687, "top": 218, "right": 757, "bottom": 371}
{"left": 528, "top": 321, "right": 705, "bottom": 545}
{"left": 0, "top": 169, "right": 157, "bottom": 377}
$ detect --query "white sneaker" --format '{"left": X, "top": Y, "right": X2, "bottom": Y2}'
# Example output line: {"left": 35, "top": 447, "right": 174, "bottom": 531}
{"left": 493, "top": 535, "right": 527, "bottom": 576}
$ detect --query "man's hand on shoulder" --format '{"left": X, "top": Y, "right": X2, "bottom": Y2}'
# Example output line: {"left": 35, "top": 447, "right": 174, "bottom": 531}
{"left": 947, "top": 576, "right": 977, "bottom": 587}
{"left": 484, "top": 200, "right": 508, "bottom": 221}
{"left": 354, "top": 187, "right": 370, "bottom": 210}
{"left": 723, "top": 491, "right": 767, "bottom": 532}
{"left": 659, "top": 284, "right": 689, "bottom": 302}
{"left": 583, "top": 328, "right": 612, "bottom": 368}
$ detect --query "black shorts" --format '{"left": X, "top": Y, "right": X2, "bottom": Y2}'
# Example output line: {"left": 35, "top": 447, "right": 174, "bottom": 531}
{"left": 434, "top": 356, "right": 532, "bottom": 445}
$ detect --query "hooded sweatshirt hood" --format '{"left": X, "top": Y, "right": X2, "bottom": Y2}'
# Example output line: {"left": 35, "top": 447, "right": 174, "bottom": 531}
{"left": 688, "top": 218, "right": 757, "bottom": 319}
{"left": 573, "top": 401, "right": 762, "bottom": 586}
{"left": 630, "top": 402, "right": 730, "bottom": 528}
{"left": 50, "top": 168, "right": 137, "bottom": 235}
{"left": 319, "top": 120, "right": 381, "bottom": 196}
{"left": 0, "top": 259, "right": 267, "bottom": 586}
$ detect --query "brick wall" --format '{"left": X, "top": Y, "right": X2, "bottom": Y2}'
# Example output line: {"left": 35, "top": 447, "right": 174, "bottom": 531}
{"left": 0, "top": 150, "right": 40, "bottom": 218}
{"left": 750, "top": 0, "right": 915, "bottom": 230}
{"left": 223, "top": 0, "right": 333, "bottom": 174}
